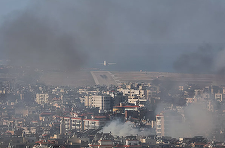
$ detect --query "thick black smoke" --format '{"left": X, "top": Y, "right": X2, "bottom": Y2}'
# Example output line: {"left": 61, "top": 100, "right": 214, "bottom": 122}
{"left": 0, "top": 10, "right": 86, "bottom": 71}
{"left": 173, "top": 44, "right": 225, "bottom": 75}
{"left": 173, "top": 44, "right": 217, "bottom": 74}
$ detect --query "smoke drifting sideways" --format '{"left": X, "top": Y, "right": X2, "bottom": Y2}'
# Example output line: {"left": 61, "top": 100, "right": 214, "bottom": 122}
{"left": 155, "top": 99, "right": 216, "bottom": 139}
{"left": 1, "top": 0, "right": 225, "bottom": 72}
{"left": 173, "top": 44, "right": 225, "bottom": 75}
{"left": 102, "top": 119, "right": 153, "bottom": 137}
{"left": 0, "top": 7, "right": 86, "bottom": 72}
{"left": 0, "top": 0, "right": 116, "bottom": 71}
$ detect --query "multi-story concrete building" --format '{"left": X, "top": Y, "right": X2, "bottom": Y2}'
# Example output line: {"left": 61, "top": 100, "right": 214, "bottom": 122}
{"left": 91, "top": 95, "right": 112, "bottom": 112}
{"left": 81, "top": 94, "right": 112, "bottom": 112}
{"left": 117, "top": 88, "right": 146, "bottom": 107}
{"left": 215, "top": 93, "right": 223, "bottom": 102}
{"left": 60, "top": 116, "right": 107, "bottom": 132}
{"left": 35, "top": 93, "right": 49, "bottom": 104}
{"left": 107, "top": 91, "right": 127, "bottom": 106}
{"left": 156, "top": 114, "right": 164, "bottom": 137}
{"left": 113, "top": 103, "right": 139, "bottom": 114}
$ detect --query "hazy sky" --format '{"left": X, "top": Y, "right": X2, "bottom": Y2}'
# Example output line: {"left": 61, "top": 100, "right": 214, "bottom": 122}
{"left": 0, "top": 0, "right": 30, "bottom": 23}
{"left": 0, "top": 0, "right": 225, "bottom": 72}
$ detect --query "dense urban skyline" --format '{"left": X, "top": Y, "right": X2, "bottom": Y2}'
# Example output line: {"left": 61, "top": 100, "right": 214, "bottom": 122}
{"left": 1, "top": 1, "right": 225, "bottom": 147}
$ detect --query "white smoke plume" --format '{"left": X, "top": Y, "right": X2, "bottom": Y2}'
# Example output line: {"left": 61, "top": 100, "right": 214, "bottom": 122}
{"left": 156, "top": 100, "right": 216, "bottom": 138}
{"left": 102, "top": 119, "right": 152, "bottom": 137}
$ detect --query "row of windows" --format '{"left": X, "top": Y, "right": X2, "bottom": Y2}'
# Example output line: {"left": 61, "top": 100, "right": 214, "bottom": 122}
{"left": 64, "top": 119, "right": 97, "bottom": 125}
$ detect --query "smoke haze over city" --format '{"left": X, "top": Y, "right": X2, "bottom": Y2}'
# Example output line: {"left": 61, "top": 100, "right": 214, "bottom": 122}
{"left": 1, "top": 0, "right": 225, "bottom": 72}
{"left": 1, "top": 1, "right": 225, "bottom": 147}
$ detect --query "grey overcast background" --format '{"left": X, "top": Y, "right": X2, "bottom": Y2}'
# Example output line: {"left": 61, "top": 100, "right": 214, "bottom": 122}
{"left": 0, "top": 0, "right": 225, "bottom": 73}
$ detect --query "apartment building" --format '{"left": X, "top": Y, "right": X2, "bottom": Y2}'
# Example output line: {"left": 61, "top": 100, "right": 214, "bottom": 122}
{"left": 35, "top": 93, "right": 49, "bottom": 104}
{"left": 81, "top": 94, "right": 112, "bottom": 112}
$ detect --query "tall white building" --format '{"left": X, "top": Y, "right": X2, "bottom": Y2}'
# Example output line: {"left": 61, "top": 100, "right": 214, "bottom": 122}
{"left": 156, "top": 114, "right": 164, "bottom": 137}
{"left": 80, "top": 94, "right": 112, "bottom": 112}
{"left": 91, "top": 95, "right": 112, "bottom": 111}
